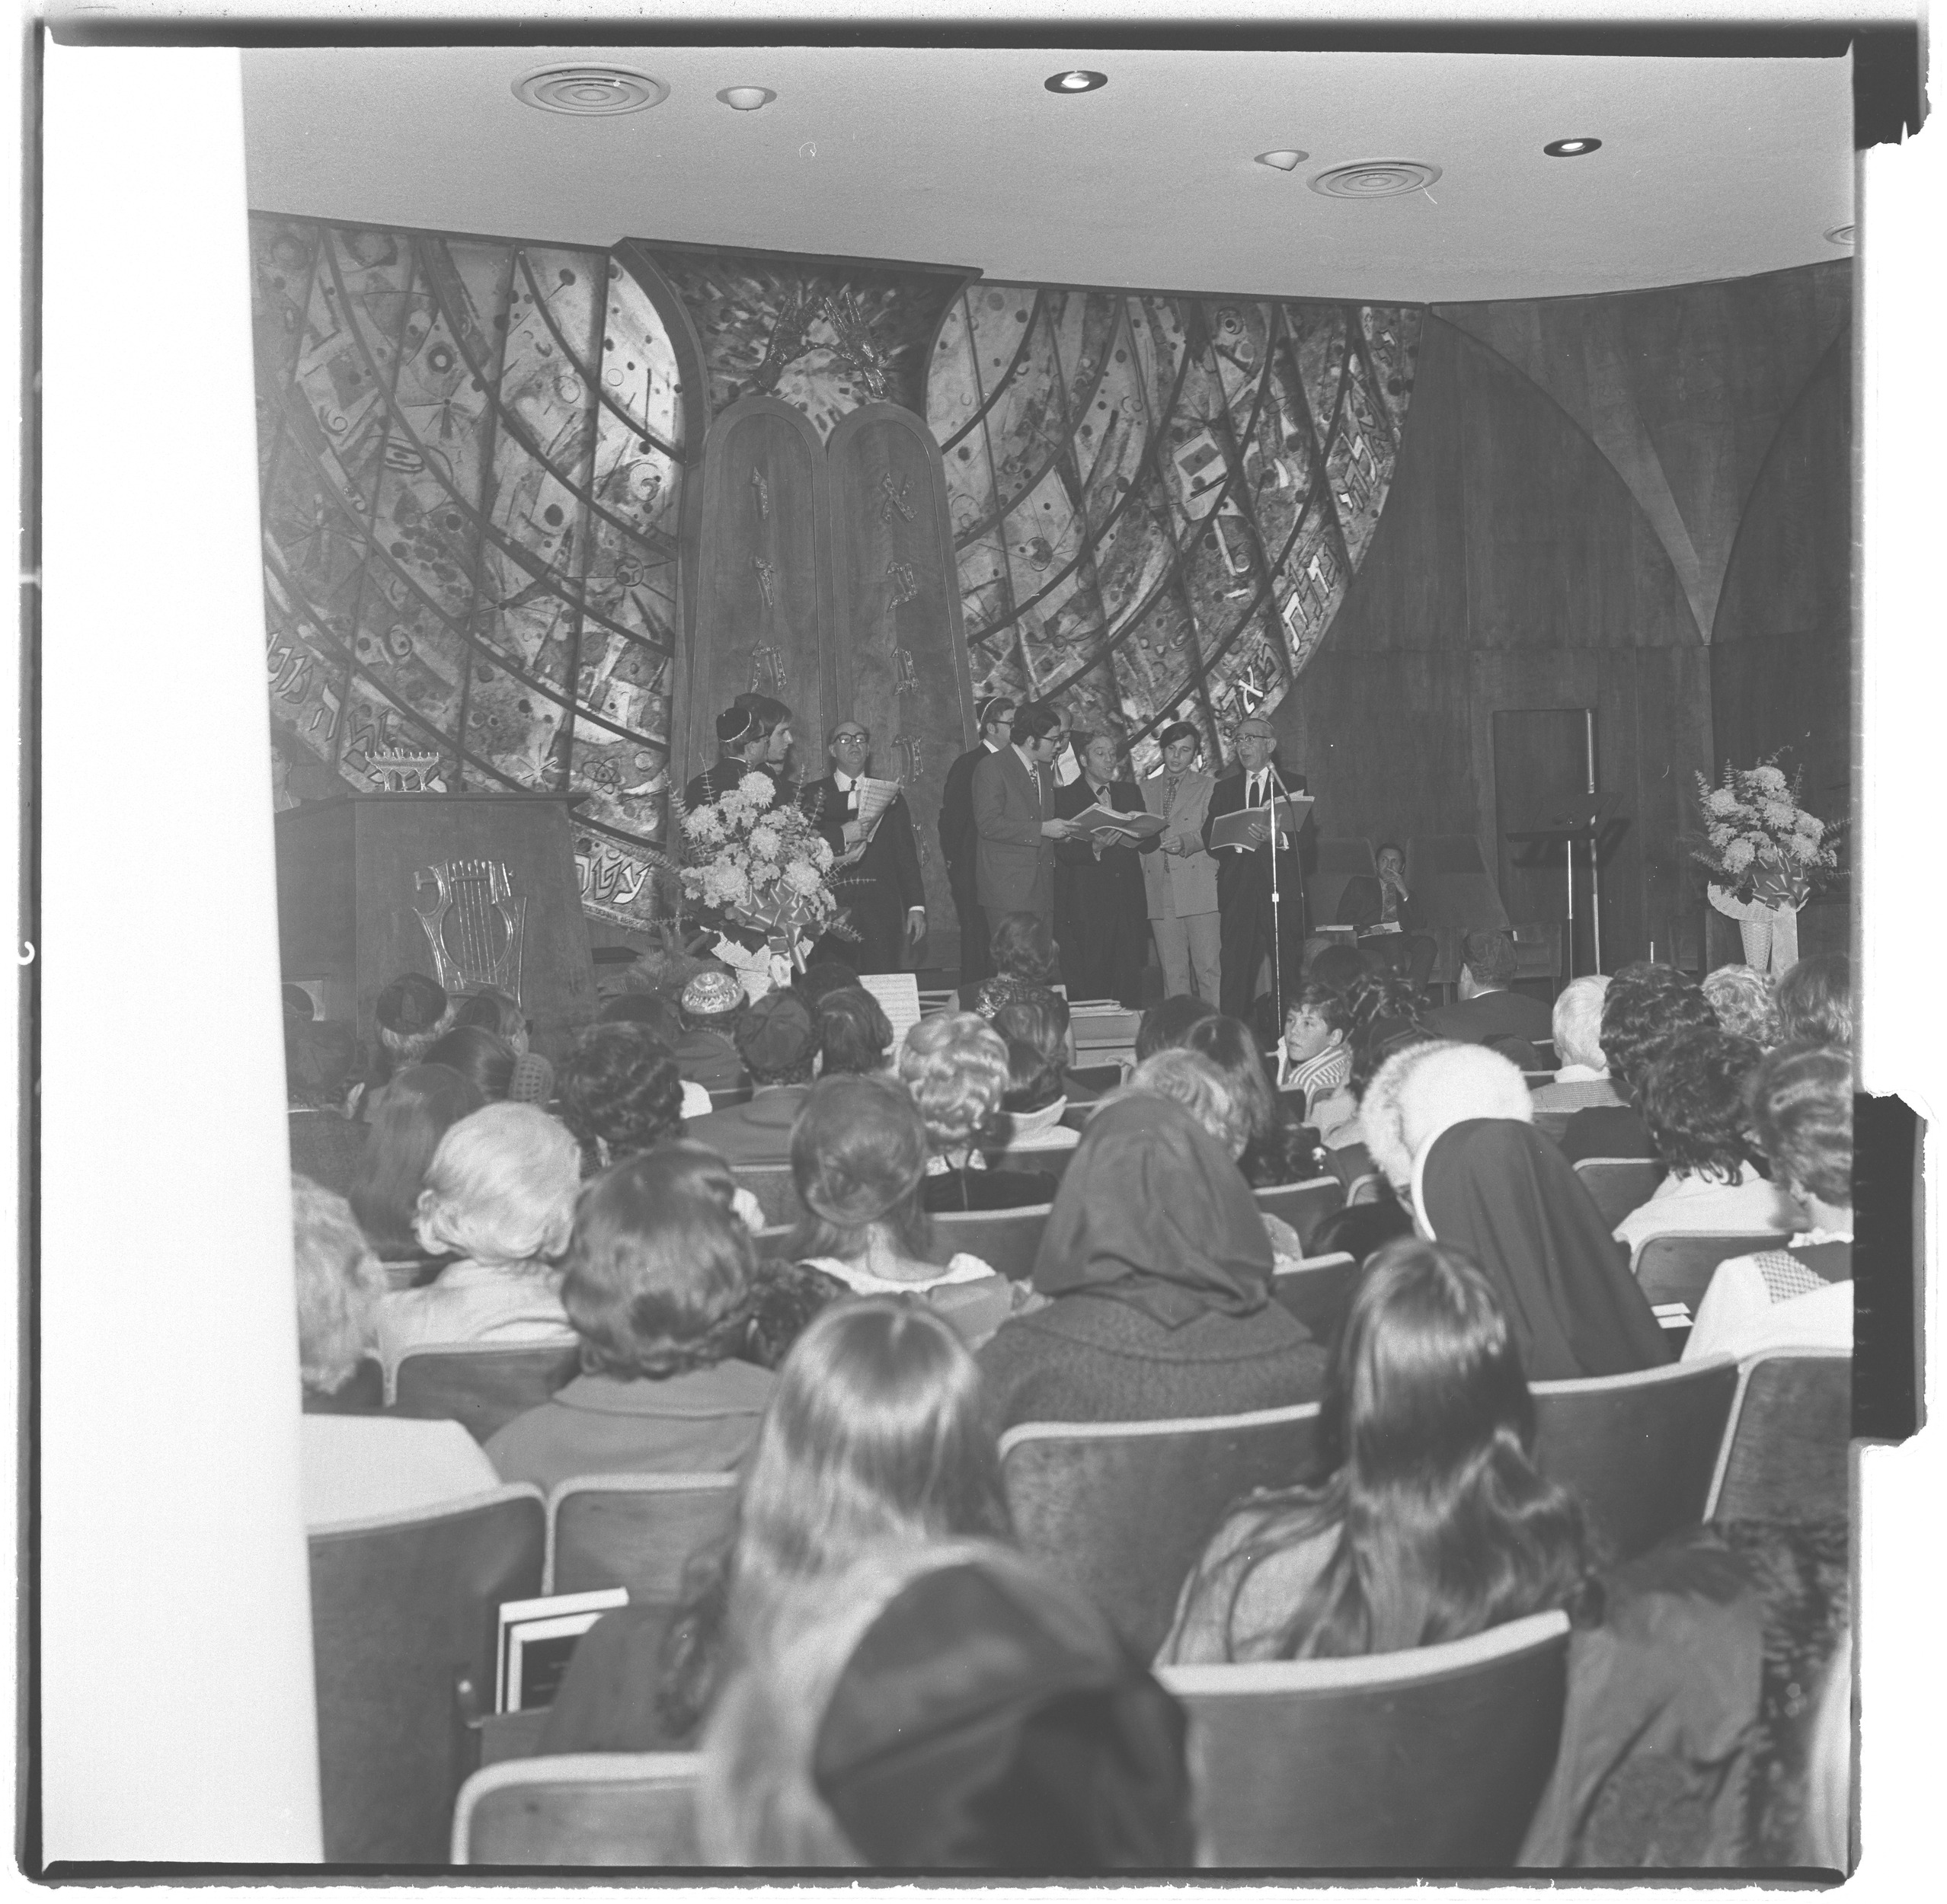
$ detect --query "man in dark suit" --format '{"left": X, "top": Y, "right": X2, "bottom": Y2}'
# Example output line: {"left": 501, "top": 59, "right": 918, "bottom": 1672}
{"left": 1337, "top": 841, "right": 1438, "bottom": 989}
{"left": 1422, "top": 928, "right": 1555, "bottom": 1068}
{"left": 798, "top": 719, "right": 928, "bottom": 974}
{"left": 1202, "top": 714, "right": 1306, "bottom": 1022}
{"left": 938, "top": 695, "right": 1015, "bottom": 984}
{"left": 973, "top": 701, "right": 1077, "bottom": 938}
{"left": 678, "top": 990, "right": 819, "bottom": 1167}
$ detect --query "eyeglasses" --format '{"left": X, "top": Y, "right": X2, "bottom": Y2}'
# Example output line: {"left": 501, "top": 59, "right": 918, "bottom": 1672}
{"left": 833, "top": 732, "right": 869, "bottom": 747}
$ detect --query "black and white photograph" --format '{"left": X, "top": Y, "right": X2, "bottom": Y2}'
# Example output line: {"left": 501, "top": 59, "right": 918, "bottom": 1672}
{"left": 26, "top": 0, "right": 1941, "bottom": 1881}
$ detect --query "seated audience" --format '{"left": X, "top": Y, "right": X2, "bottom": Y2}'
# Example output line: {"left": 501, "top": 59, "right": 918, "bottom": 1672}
{"left": 1684, "top": 1044, "right": 1853, "bottom": 1361}
{"left": 1306, "top": 1186, "right": 1415, "bottom": 1266}
{"left": 375, "top": 1104, "right": 580, "bottom": 1372}
{"left": 1133, "top": 992, "right": 1220, "bottom": 1063}
{"left": 1773, "top": 952, "right": 1852, "bottom": 1049}
{"left": 1530, "top": 974, "right": 1622, "bottom": 1112}
{"left": 292, "top": 1174, "right": 500, "bottom": 1525}
{"left": 1393, "top": 1041, "right": 1535, "bottom": 1169}
{"left": 286, "top": 1017, "right": 364, "bottom": 1194}
{"left": 371, "top": 971, "right": 455, "bottom": 1085}
{"left": 791, "top": 959, "right": 865, "bottom": 1011}
{"left": 346, "top": 1062, "right": 484, "bottom": 1264}
{"left": 557, "top": 1022, "right": 686, "bottom": 1174}
{"left": 900, "top": 1013, "right": 1057, "bottom": 1212}
{"left": 596, "top": 991, "right": 713, "bottom": 1117}
{"left": 485, "top": 1144, "right": 778, "bottom": 1488}
{"left": 1160, "top": 1236, "right": 1592, "bottom": 1663}
{"left": 1423, "top": 928, "right": 1553, "bottom": 1066}
{"left": 1700, "top": 963, "right": 1779, "bottom": 1048}
{"left": 815, "top": 984, "right": 894, "bottom": 1077}
{"left": 1185, "top": 1011, "right": 1322, "bottom": 1187}
{"left": 681, "top": 989, "right": 822, "bottom": 1167}
{"left": 977, "top": 1093, "right": 1328, "bottom": 1430}
{"left": 966, "top": 910, "right": 1064, "bottom": 1018}
{"left": 1352, "top": 1034, "right": 1450, "bottom": 1190}
{"left": 1276, "top": 980, "right": 1352, "bottom": 1111}
{"left": 1304, "top": 938, "right": 1371, "bottom": 995}
{"left": 1616, "top": 1030, "right": 1800, "bottom": 1252}
{"left": 785, "top": 1075, "right": 1014, "bottom": 1335}
{"left": 1557, "top": 963, "right": 1717, "bottom": 1164}
{"left": 995, "top": 1037, "right": 1080, "bottom": 1152}
{"left": 1309, "top": 972, "right": 1434, "bottom": 1147}
{"left": 675, "top": 969, "right": 750, "bottom": 1094}
{"left": 1411, "top": 1119, "right": 1670, "bottom": 1380}
{"left": 452, "top": 986, "right": 529, "bottom": 1053}
{"left": 699, "top": 1539, "right": 1194, "bottom": 1870}
{"left": 421, "top": 1024, "right": 516, "bottom": 1103}
{"left": 543, "top": 1299, "right": 1014, "bottom": 1755}
{"left": 993, "top": 985, "right": 1105, "bottom": 1101}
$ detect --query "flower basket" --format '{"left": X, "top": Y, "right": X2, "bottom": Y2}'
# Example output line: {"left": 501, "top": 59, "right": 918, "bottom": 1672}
{"left": 1689, "top": 756, "right": 1841, "bottom": 977}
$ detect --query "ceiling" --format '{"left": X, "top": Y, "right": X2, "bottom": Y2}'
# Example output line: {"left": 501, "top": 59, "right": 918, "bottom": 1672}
{"left": 239, "top": 43, "right": 1856, "bottom": 304}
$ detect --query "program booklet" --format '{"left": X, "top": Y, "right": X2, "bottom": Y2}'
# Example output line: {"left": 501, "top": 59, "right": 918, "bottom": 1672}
{"left": 1207, "top": 794, "right": 1312, "bottom": 851}
{"left": 495, "top": 1586, "right": 628, "bottom": 1713}
{"left": 1066, "top": 801, "right": 1169, "bottom": 842}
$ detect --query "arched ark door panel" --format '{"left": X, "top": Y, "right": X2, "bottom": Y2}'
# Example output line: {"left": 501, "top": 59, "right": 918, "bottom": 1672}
{"left": 686, "top": 395, "right": 833, "bottom": 790}
{"left": 826, "top": 403, "right": 976, "bottom": 962}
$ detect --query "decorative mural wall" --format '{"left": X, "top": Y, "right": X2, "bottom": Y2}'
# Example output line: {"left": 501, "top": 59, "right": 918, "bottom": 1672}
{"left": 253, "top": 217, "right": 1419, "bottom": 934}
{"left": 926, "top": 288, "right": 1420, "bottom": 771}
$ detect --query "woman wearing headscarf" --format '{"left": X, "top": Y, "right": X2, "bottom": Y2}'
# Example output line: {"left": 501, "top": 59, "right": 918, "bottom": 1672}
{"left": 1411, "top": 1120, "right": 1670, "bottom": 1382}
{"left": 977, "top": 1094, "right": 1329, "bottom": 1432}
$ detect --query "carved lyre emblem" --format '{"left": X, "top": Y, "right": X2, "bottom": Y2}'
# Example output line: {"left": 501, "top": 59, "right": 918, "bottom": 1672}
{"left": 413, "top": 858, "right": 527, "bottom": 1006}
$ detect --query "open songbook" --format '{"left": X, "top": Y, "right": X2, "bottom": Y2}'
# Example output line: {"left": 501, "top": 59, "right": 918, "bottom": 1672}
{"left": 1207, "top": 793, "right": 1313, "bottom": 851}
{"left": 833, "top": 776, "right": 904, "bottom": 866}
{"left": 1066, "top": 802, "right": 1169, "bottom": 842}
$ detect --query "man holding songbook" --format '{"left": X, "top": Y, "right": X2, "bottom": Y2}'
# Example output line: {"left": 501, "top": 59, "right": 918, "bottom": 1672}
{"left": 1201, "top": 714, "right": 1309, "bottom": 1021}
{"left": 1053, "top": 731, "right": 1161, "bottom": 1005}
{"left": 798, "top": 720, "right": 926, "bottom": 973}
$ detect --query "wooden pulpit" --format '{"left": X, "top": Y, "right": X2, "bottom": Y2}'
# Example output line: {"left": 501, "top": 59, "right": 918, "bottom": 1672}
{"left": 274, "top": 792, "right": 597, "bottom": 1046}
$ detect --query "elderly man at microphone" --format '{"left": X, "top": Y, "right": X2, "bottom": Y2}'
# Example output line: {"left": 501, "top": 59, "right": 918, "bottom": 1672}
{"left": 1200, "top": 714, "right": 1309, "bottom": 1023}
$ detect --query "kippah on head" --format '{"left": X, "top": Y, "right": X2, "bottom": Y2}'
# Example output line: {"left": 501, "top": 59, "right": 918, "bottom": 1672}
{"left": 975, "top": 695, "right": 1015, "bottom": 730}
{"left": 716, "top": 706, "right": 761, "bottom": 746}
{"left": 735, "top": 989, "right": 819, "bottom": 1072}
{"left": 376, "top": 971, "right": 449, "bottom": 1036}
{"left": 683, "top": 970, "right": 744, "bottom": 1017}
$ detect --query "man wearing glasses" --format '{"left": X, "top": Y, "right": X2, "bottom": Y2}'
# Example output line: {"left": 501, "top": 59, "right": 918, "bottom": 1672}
{"left": 939, "top": 696, "right": 1016, "bottom": 982}
{"left": 1201, "top": 714, "right": 1309, "bottom": 1021}
{"left": 798, "top": 720, "right": 928, "bottom": 973}
{"left": 972, "top": 701, "right": 1079, "bottom": 940}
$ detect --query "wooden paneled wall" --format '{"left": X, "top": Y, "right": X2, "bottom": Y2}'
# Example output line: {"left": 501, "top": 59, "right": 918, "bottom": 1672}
{"left": 1271, "top": 264, "right": 1851, "bottom": 973}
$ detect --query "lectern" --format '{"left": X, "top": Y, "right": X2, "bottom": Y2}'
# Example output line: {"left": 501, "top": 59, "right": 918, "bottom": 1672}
{"left": 1503, "top": 792, "right": 1621, "bottom": 979}
{"left": 274, "top": 792, "right": 597, "bottom": 1045}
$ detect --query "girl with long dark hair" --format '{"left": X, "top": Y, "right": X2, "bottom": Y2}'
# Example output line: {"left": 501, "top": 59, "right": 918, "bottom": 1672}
{"left": 1159, "top": 1236, "right": 1592, "bottom": 1663}
{"left": 345, "top": 1062, "right": 485, "bottom": 1263}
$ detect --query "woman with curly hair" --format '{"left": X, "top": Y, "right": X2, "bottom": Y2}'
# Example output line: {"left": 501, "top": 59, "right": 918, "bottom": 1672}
{"left": 558, "top": 1021, "right": 688, "bottom": 1174}
{"left": 1615, "top": 1029, "right": 1798, "bottom": 1251}
{"left": 1184, "top": 1012, "right": 1324, "bottom": 1187}
{"left": 1159, "top": 1236, "right": 1594, "bottom": 1663}
{"left": 898, "top": 1012, "right": 1057, "bottom": 1212}
{"left": 484, "top": 1143, "right": 778, "bottom": 1490}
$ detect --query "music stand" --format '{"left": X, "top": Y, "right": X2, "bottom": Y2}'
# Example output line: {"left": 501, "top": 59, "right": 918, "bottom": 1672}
{"left": 1502, "top": 791, "right": 1621, "bottom": 978}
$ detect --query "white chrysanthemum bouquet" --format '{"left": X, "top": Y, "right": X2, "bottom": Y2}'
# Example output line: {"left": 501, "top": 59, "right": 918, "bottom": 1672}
{"left": 671, "top": 774, "right": 851, "bottom": 970}
{"left": 1690, "top": 756, "right": 1843, "bottom": 909}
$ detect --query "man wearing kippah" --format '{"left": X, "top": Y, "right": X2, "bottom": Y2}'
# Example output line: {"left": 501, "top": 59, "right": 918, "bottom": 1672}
{"left": 683, "top": 704, "right": 781, "bottom": 813}
{"left": 678, "top": 989, "right": 821, "bottom": 1166}
{"left": 731, "top": 692, "right": 798, "bottom": 803}
{"left": 938, "top": 695, "right": 1015, "bottom": 982}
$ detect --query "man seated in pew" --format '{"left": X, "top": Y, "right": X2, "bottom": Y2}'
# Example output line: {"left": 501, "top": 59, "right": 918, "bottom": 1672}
{"left": 1336, "top": 842, "right": 1437, "bottom": 990}
{"left": 673, "top": 969, "right": 749, "bottom": 1095}
{"left": 1422, "top": 929, "right": 1553, "bottom": 1067}
{"left": 1683, "top": 1044, "right": 1853, "bottom": 1361}
{"left": 1530, "top": 975, "right": 1622, "bottom": 1111}
{"left": 681, "top": 989, "right": 821, "bottom": 1168}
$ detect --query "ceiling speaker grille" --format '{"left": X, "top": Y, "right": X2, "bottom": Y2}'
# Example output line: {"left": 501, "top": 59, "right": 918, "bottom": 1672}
{"left": 513, "top": 67, "right": 668, "bottom": 116}
{"left": 1309, "top": 159, "right": 1443, "bottom": 199}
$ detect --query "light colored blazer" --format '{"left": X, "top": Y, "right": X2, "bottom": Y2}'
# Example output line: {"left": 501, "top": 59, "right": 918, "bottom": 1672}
{"left": 1140, "top": 768, "right": 1219, "bottom": 919}
{"left": 973, "top": 744, "right": 1056, "bottom": 920}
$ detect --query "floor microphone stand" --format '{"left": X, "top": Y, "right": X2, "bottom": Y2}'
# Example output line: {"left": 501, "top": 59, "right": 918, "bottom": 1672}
{"left": 1265, "top": 759, "right": 1293, "bottom": 1039}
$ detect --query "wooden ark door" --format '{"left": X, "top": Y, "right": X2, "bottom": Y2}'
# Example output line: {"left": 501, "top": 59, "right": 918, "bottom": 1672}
{"left": 686, "top": 396, "right": 833, "bottom": 787}
{"left": 826, "top": 404, "right": 976, "bottom": 963}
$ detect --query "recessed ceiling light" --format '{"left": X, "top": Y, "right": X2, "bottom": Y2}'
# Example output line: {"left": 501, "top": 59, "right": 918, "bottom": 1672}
{"left": 513, "top": 66, "right": 667, "bottom": 115}
{"left": 1543, "top": 137, "right": 1603, "bottom": 157}
{"left": 718, "top": 85, "right": 776, "bottom": 112}
{"left": 1255, "top": 150, "right": 1309, "bottom": 172}
{"left": 1045, "top": 69, "right": 1108, "bottom": 94}
{"left": 1825, "top": 224, "right": 1855, "bottom": 246}
{"left": 1309, "top": 160, "right": 1442, "bottom": 199}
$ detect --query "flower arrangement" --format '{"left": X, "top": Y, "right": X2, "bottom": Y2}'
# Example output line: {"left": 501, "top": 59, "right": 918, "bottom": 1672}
{"left": 671, "top": 773, "right": 852, "bottom": 973}
{"left": 1690, "top": 756, "right": 1843, "bottom": 910}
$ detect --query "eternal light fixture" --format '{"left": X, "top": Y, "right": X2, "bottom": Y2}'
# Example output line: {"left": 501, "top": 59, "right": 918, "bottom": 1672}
{"left": 513, "top": 66, "right": 667, "bottom": 114}
{"left": 1255, "top": 149, "right": 1309, "bottom": 171}
{"left": 1044, "top": 69, "right": 1108, "bottom": 93}
{"left": 718, "top": 85, "right": 777, "bottom": 110}
{"left": 1309, "top": 159, "right": 1442, "bottom": 199}
{"left": 1543, "top": 136, "right": 1603, "bottom": 157}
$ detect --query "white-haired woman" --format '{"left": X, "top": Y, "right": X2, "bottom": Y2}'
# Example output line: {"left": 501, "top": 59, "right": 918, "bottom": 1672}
{"left": 1531, "top": 973, "right": 1621, "bottom": 1111}
{"left": 375, "top": 1102, "right": 580, "bottom": 1374}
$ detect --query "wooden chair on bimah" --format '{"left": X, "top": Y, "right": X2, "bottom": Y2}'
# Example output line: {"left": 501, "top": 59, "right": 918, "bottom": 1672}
{"left": 451, "top": 1753, "right": 702, "bottom": 1867}
{"left": 1158, "top": 1611, "right": 1571, "bottom": 1868}
{"left": 1530, "top": 1357, "right": 1742, "bottom": 1565}
{"left": 309, "top": 1485, "right": 545, "bottom": 1864}
{"left": 1405, "top": 834, "right": 1511, "bottom": 1001}
{"left": 389, "top": 1341, "right": 583, "bottom": 1444}
{"left": 999, "top": 1402, "right": 1322, "bottom": 1658}
{"left": 1308, "top": 838, "right": 1378, "bottom": 944}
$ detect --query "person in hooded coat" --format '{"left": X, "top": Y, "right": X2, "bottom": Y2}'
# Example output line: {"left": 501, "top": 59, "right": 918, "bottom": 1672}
{"left": 976, "top": 1093, "right": 1328, "bottom": 1432}
{"left": 1411, "top": 1119, "right": 1670, "bottom": 1382}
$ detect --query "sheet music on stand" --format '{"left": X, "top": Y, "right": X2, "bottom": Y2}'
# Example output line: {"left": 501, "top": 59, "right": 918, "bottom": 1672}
{"left": 858, "top": 971, "right": 922, "bottom": 1051}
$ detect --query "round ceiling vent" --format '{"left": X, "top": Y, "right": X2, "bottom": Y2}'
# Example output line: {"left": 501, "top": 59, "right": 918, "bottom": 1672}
{"left": 513, "top": 67, "right": 668, "bottom": 116}
{"left": 1309, "top": 159, "right": 1443, "bottom": 199}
